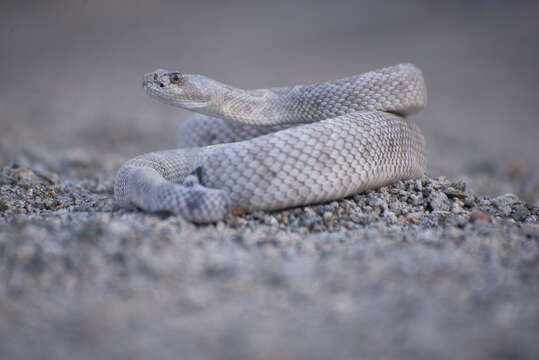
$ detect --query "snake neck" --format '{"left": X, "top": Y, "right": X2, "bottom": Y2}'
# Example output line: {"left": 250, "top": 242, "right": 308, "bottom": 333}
{"left": 199, "top": 63, "right": 427, "bottom": 127}
{"left": 199, "top": 84, "right": 285, "bottom": 126}
{"left": 204, "top": 83, "right": 354, "bottom": 126}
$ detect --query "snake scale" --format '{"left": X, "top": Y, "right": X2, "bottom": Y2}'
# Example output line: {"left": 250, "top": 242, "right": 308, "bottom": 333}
{"left": 114, "top": 63, "right": 427, "bottom": 223}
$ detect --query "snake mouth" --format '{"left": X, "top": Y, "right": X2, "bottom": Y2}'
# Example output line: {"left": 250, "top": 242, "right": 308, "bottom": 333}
{"left": 142, "top": 74, "right": 159, "bottom": 91}
{"left": 142, "top": 71, "right": 173, "bottom": 102}
{"left": 143, "top": 69, "right": 169, "bottom": 90}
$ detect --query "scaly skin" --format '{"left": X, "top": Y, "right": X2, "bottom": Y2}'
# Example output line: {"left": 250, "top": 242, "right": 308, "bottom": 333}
{"left": 114, "top": 63, "right": 427, "bottom": 223}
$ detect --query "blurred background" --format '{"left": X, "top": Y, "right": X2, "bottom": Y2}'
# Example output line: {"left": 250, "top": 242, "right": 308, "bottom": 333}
{"left": 1, "top": 0, "right": 538, "bottom": 201}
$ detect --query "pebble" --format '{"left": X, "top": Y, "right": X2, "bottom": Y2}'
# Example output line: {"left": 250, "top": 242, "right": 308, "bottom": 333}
{"left": 492, "top": 193, "right": 521, "bottom": 216}
{"left": 469, "top": 212, "right": 492, "bottom": 223}
{"left": 443, "top": 187, "right": 467, "bottom": 199}
{"left": 428, "top": 192, "right": 451, "bottom": 211}
{"left": 511, "top": 204, "right": 530, "bottom": 221}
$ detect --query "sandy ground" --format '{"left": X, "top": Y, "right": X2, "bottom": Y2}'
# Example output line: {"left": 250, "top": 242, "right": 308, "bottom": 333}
{"left": 1, "top": 1, "right": 539, "bottom": 359}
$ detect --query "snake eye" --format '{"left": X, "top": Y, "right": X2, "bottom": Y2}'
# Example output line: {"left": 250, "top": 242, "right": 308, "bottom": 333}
{"left": 169, "top": 73, "right": 183, "bottom": 85}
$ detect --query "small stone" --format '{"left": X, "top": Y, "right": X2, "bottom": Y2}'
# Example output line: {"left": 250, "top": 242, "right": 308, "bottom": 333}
{"left": 266, "top": 216, "right": 279, "bottom": 227}
{"left": 384, "top": 211, "right": 398, "bottom": 224}
{"left": 492, "top": 194, "right": 521, "bottom": 216}
{"left": 452, "top": 180, "right": 467, "bottom": 191}
{"left": 323, "top": 212, "right": 333, "bottom": 222}
{"left": 216, "top": 221, "right": 227, "bottom": 231}
{"left": 14, "top": 169, "right": 38, "bottom": 183}
{"left": 408, "top": 194, "right": 423, "bottom": 206}
{"left": 443, "top": 187, "right": 467, "bottom": 200}
{"left": 450, "top": 201, "right": 464, "bottom": 214}
{"left": 428, "top": 192, "right": 451, "bottom": 212}
{"left": 303, "top": 208, "right": 316, "bottom": 218}
{"left": 511, "top": 205, "right": 530, "bottom": 221}
{"left": 415, "top": 179, "right": 423, "bottom": 192}
{"left": 522, "top": 224, "right": 539, "bottom": 237}
{"left": 35, "top": 169, "right": 59, "bottom": 184}
{"left": 463, "top": 196, "right": 476, "bottom": 208}
{"left": 469, "top": 212, "right": 491, "bottom": 223}
{"left": 406, "top": 211, "right": 423, "bottom": 224}
{"left": 234, "top": 217, "right": 248, "bottom": 227}
{"left": 368, "top": 197, "right": 385, "bottom": 208}
{"left": 0, "top": 200, "right": 9, "bottom": 212}
{"left": 456, "top": 215, "right": 469, "bottom": 228}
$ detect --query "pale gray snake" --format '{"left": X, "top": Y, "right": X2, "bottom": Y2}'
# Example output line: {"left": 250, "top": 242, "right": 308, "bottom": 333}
{"left": 114, "top": 63, "right": 427, "bottom": 223}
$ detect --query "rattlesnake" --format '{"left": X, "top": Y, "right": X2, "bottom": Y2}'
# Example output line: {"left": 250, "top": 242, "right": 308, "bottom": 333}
{"left": 114, "top": 63, "right": 427, "bottom": 223}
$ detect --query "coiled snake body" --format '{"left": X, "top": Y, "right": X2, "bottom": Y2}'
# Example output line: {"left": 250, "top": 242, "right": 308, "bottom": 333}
{"left": 114, "top": 63, "right": 427, "bottom": 223}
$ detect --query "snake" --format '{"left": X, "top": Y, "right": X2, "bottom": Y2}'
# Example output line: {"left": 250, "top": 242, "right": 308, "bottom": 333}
{"left": 114, "top": 63, "right": 427, "bottom": 223}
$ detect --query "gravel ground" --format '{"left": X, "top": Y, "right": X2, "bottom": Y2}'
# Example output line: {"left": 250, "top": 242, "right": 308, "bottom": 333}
{"left": 2, "top": 1, "right": 539, "bottom": 359}
{"left": 1, "top": 149, "right": 538, "bottom": 359}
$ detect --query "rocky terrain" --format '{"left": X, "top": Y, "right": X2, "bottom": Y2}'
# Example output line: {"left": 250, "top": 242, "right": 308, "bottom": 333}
{"left": 1, "top": 150, "right": 538, "bottom": 359}
{"left": 2, "top": 1, "right": 539, "bottom": 359}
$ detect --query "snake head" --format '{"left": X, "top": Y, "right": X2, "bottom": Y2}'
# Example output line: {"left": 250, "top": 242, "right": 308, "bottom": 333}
{"left": 143, "top": 69, "right": 214, "bottom": 109}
